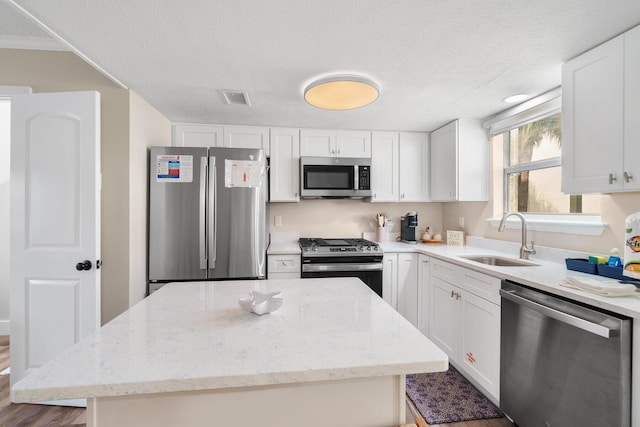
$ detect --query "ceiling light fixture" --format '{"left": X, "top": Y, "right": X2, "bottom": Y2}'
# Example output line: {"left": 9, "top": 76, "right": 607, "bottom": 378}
{"left": 304, "top": 75, "right": 379, "bottom": 110}
{"left": 502, "top": 94, "right": 528, "bottom": 104}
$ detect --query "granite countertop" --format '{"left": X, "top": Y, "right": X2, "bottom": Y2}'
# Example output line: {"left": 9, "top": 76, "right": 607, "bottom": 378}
{"left": 12, "top": 278, "right": 448, "bottom": 403}
{"left": 380, "top": 241, "right": 640, "bottom": 318}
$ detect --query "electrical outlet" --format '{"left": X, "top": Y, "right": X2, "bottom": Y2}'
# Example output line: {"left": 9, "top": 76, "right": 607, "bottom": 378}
{"left": 458, "top": 216, "right": 465, "bottom": 228}
{"left": 274, "top": 216, "right": 282, "bottom": 227}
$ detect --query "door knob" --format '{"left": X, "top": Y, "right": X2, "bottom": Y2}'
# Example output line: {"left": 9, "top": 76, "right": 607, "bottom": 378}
{"left": 76, "top": 260, "right": 92, "bottom": 271}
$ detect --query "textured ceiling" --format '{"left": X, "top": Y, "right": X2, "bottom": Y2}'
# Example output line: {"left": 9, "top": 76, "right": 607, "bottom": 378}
{"left": 5, "top": 0, "right": 640, "bottom": 131}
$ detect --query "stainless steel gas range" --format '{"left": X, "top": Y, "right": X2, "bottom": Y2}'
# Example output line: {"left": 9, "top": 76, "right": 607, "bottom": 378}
{"left": 299, "top": 238, "right": 383, "bottom": 297}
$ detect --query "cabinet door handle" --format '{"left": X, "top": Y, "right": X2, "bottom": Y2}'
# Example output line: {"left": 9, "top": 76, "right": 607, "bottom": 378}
{"left": 609, "top": 173, "right": 617, "bottom": 184}
{"left": 624, "top": 171, "right": 633, "bottom": 183}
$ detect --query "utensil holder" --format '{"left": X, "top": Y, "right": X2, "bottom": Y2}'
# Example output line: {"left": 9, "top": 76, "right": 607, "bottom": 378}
{"left": 375, "top": 227, "right": 386, "bottom": 242}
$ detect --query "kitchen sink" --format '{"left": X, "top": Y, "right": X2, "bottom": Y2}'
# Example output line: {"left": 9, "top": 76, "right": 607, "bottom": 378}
{"left": 459, "top": 255, "right": 539, "bottom": 267}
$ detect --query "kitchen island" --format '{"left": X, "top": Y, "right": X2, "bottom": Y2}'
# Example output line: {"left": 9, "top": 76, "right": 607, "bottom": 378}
{"left": 11, "top": 277, "right": 448, "bottom": 427}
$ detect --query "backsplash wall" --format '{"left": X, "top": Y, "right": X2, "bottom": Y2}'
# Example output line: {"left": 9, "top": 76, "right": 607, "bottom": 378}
{"left": 443, "top": 193, "right": 640, "bottom": 256}
{"left": 269, "top": 200, "right": 443, "bottom": 239}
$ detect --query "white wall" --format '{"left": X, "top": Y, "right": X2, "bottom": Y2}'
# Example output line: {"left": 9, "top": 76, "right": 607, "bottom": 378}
{"left": 128, "top": 92, "right": 171, "bottom": 307}
{"left": 0, "top": 100, "right": 9, "bottom": 334}
{"left": 0, "top": 177, "right": 8, "bottom": 335}
{"left": 443, "top": 193, "right": 640, "bottom": 256}
{"left": 0, "top": 49, "right": 171, "bottom": 325}
{"left": 0, "top": 88, "right": 32, "bottom": 335}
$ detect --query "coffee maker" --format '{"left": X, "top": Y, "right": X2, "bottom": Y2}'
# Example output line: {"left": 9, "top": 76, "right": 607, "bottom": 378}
{"left": 400, "top": 212, "right": 418, "bottom": 244}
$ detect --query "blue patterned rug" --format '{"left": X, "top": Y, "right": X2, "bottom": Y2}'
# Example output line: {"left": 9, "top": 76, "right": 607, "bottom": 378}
{"left": 406, "top": 366, "right": 503, "bottom": 424}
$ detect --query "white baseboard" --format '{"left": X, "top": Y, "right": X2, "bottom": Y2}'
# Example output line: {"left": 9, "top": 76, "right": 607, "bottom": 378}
{"left": 0, "top": 319, "right": 9, "bottom": 335}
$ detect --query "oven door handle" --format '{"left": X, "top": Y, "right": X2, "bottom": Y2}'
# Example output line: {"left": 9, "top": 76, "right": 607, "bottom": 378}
{"left": 302, "top": 263, "right": 383, "bottom": 272}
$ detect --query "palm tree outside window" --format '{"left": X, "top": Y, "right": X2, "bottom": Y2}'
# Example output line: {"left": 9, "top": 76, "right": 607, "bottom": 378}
{"left": 499, "top": 113, "right": 601, "bottom": 214}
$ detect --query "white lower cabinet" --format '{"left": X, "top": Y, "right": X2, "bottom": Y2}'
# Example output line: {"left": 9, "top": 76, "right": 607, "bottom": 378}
{"left": 429, "top": 277, "right": 462, "bottom": 364}
{"left": 382, "top": 252, "right": 419, "bottom": 328}
{"left": 460, "top": 290, "right": 500, "bottom": 399}
{"left": 382, "top": 253, "right": 398, "bottom": 308}
{"left": 428, "top": 258, "right": 501, "bottom": 402}
{"left": 417, "top": 255, "right": 430, "bottom": 336}
{"left": 397, "top": 253, "right": 418, "bottom": 327}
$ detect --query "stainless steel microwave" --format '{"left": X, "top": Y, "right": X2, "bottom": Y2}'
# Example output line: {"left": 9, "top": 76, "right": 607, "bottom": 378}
{"left": 300, "top": 156, "right": 372, "bottom": 199}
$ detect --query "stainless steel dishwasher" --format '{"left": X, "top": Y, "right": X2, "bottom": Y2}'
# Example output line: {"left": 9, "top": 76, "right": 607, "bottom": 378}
{"left": 500, "top": 280, "right": 631, "bottom": 427}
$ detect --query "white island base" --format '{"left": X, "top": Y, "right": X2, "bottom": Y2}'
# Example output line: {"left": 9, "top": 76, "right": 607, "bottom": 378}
{"left": 89, "top": 375, "right": 406, "bottom": 427}
{"left": 13, "top": 279, "right": 448, "bottom": 427}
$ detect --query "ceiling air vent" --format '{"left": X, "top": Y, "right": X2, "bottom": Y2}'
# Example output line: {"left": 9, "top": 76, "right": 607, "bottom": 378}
{"left": 220, "top": 90, "right": 251, "bottom": 106}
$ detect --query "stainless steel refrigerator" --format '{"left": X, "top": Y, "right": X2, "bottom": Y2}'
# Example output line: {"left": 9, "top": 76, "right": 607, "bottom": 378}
{"left": 148, "top": 146, "right": 268, "bottom": 293}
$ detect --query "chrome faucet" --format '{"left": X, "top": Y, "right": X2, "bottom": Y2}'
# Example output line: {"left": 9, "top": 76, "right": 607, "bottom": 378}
{"left": 498, "top": 212, "right": 536, "bottom": 260}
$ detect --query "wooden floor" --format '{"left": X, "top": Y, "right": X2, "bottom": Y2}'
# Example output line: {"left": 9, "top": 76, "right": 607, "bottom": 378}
{"left": 0, "top": 335, "right": 513, "bottom": 427}
{"left": 0, "top": 336, "right": 86, "bottom": 427}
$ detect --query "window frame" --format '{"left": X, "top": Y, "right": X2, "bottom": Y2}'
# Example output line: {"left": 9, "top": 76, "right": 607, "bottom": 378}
{"left": 501, "top": 120, "right": 564, "bottom": 214}
{"left": 483, "top": 89, "right": 607, "bottom": 236}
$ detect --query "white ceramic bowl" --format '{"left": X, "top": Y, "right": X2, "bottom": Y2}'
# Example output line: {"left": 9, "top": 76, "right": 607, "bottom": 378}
{"left": 238, "top": 291, "right": 283, "bottom": 315}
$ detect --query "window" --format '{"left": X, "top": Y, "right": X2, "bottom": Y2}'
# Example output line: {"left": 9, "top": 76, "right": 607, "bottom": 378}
{"left": 484, "top": 88, "right": 605, "bottom": 235}
{"left": 496, "top": 113, "right": 601, "bottom": 214}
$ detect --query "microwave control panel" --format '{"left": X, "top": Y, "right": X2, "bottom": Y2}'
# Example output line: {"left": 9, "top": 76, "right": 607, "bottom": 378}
{"left": 358, "top": 166, "right": 370, "bottom": 190}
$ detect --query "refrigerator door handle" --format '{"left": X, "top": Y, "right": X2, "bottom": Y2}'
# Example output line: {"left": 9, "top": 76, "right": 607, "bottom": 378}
{"left": 199, "top": 157, "right": 207, "bottom": 270}
{"left": 208, "top": 156, "right": 217, "bottom": 269}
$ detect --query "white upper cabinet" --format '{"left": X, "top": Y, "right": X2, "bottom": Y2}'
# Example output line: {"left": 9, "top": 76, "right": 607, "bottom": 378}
{"left": 562, "top": 26, "right": 640, "bottom": 194}
{"left": 174, "top": 124, "right": 270, "bottom": 155}
{"left": 173, "top": 124, "right": 223, "bottom": 147}
{"left": 224, "top": 126, "right": 270, "bottom": 156}
{"left": 623, "top": 25, "right": 640, "bottom": 191}
{"left": 430, "top": 119, "right": 488, "bottom": 202}
{"left": 337, "top": 130, "right": 372, "bottom": 157}
{"left": 562, "top": 35, "right": 624, "bottom": 193}
{"left": 370, "top": 131, "right": 399, "bottom": 202}
{"left": 398, "top": 132, "right": 430, "bottom": 202}
{"left": 300, "top": 129, "right": 371, "bottom": 158}
{"left": 300, "top": 128, "right": 334, "bottom": 156}
{"left": 269, "top": 127, "right": 300, "bottom": 202}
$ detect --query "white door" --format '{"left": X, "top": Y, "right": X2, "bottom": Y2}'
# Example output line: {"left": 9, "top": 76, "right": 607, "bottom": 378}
{"left": 10, "top": 91, "right": 101, "bottom": 400}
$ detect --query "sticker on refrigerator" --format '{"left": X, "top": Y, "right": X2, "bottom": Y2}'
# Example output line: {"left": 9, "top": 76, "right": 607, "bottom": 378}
{"left": 156, "top": 155, "right": 193, "bottom": 183}
{"left": 224, "top": 159, "right": 260, "bottom": 188}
